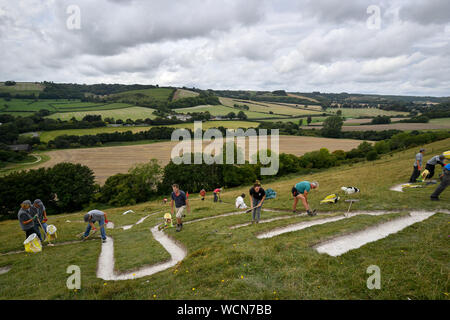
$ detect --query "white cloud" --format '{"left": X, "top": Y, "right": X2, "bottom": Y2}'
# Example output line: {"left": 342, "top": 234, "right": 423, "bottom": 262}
{"left": 0, "top": 0, "right": 449, "bottom": 96}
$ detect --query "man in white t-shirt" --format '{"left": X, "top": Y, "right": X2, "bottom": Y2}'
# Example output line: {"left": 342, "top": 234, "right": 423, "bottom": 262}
{"left": 235, "top": 193, "right": 248, "bottom": 209}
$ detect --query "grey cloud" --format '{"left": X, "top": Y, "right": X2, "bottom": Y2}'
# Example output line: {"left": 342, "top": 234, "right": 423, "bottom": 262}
{"left": 399, "top": 0, "right": 450, "bottom": 25}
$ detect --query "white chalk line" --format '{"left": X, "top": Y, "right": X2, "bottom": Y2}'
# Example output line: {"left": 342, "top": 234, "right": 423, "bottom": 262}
{"left": 96, "top": 226, "right": 186, "bottom": 281}
{"left": 314, "top": 211, "right": 439, "bottom": 257}
{"left": 0, "top": 266, "right": 11, "bottom": 275}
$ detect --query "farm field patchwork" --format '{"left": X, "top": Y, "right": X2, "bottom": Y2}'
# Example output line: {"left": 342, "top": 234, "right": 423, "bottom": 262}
{"left": 177, "top": 104, "right": 286, "bottom": 119}
{"left": 47, "top": 106, "right": 157, "bottom": 121}
{"left": 220, "top": 97, "right": 324, "bottom": 117}
{"left": 32, "top": 135, "right": 365, "bottom": 184}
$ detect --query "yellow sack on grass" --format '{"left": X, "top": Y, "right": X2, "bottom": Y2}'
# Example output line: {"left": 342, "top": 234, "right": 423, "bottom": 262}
{"left": 24, "top": 233, "right": 42, "bottom": 253}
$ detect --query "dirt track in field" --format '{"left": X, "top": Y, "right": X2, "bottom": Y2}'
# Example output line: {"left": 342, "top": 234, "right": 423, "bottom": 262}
{"left": 34, "top": 136, "right": 363, "bottom": 184}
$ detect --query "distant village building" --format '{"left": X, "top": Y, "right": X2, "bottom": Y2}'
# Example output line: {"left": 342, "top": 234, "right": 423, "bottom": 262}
{"left": 7, "top": 144, "right": 31, "bottom": 152}
{"left": 168, "top": 114, "right": 192, "bottom": 121}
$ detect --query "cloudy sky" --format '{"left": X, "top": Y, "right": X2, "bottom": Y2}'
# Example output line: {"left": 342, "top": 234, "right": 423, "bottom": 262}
{"left": 0, "top": 0, "right": 449, "bottom": 96}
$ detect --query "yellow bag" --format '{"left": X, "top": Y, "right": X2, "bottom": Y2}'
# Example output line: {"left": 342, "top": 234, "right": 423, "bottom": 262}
{"left": 320, "top": 194, "right": 340, "bottom": 204}
{"left": 46, "top": 225, "right": 57, "bottom": 241}
{"left": 24, "top": 233, "right": 42, "bottom": 253}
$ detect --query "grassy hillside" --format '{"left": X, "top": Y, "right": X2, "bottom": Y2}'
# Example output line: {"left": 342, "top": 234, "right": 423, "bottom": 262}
{"left": 0, "top": 138, "right": 448, "bottom": 299}
{"left": 47, "top": 106, "right": 157, "bottom": 121}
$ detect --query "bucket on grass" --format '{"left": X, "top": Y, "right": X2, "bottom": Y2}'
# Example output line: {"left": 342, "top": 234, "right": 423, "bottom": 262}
{"left": 24, "top": 233, "right": 42, "bottom": 253}
{"left": 46, "top": 225, "right": 57, "bottom": 241}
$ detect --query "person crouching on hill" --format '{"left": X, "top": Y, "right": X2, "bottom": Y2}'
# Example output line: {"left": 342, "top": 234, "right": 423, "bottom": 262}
{"left": 83, "top": 210, "right": 107, "bottom": 243}
{"left": 235, "top": 193, "right": 248, "bottom": 209}
{"left": 249, "top": 181, "right": 266, "bottom": 224}
{"left": 18, "top": 200, "right": 42, "bottom": 241}
{"left": 292, "top": 181, "right": 319, "bottom": 216}
{"left": 171, "top": 184, "right": 190, "bottom": 232}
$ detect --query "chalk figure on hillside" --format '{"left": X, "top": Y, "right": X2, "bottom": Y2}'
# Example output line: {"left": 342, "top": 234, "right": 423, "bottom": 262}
{"left": 171, "top": 184, "right": 190, "bottom": 232}
{"left": 235, "top": 193, "right": 248, "bottom": 209}
{"left": 292, "top": 181, "right": 319, "bottom": 216}
{"left": 213, "top": 188, "right": 222, "bottom": 202}
{"left": 83, "top": 209, "right": 107, "bottom": 243}
{"left": 30, "top": 199, "right": 48, "bottom": 241}
{"left": 409, "top": 148, "right": 425, "bottom": 183}
{"left": 430, "top": 163, "right": 450, "bottom": 201}
{"left": 424, "top": 154, "right": 446, "bottom": 180}
{"left": 18, "top": 200, "right": 43, "bottom": 241}
{"left": 249, "top": 181, "right": 266, "bottom": 224}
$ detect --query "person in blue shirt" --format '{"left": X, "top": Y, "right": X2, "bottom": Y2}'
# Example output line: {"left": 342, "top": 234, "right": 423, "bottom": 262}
{"left": 430, "top": 163, "right": 450, "bottom": 201}
{"left": 171, "top": 184, "right": 190, "bottom": 232}
{"left": 292, "top": 181, "right": 319, "bottom": 216}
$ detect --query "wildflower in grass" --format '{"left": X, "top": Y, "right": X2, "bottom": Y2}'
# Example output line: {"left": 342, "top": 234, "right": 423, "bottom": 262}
{"left": 240, "top": 275, "right": 244, "bottom": 279}
{"left": 153, "top": 294, "right": 157, "bottom": 298}
{"left": 192, "top": 288, "right": 196, "bottom": 291}
{"left": 221, "top": 280, "right": 225, "bottom": 283}
{"left": 104, "top": 283, "right": 107, "bottom": 286}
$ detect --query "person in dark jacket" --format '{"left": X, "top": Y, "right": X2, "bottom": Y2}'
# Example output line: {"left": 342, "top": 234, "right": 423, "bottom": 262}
{"left": 430, "top": 163, "right": 450, "bottom": 201}
{"left": 424, "top": 154, "right": 446, "bottom": 179}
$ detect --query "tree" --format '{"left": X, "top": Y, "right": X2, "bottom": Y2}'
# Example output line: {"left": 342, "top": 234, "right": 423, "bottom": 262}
{"left": 321, "top": 116, "right": 343, "bottom": 138}
{"left": 237, "top": 111, "right": 248, "bottom": 120}
{"left": 307, "top": 115, "right": 312, "bottom": 126}
{"left": 298, "top": 119, "right": 304, "bottom": 126}
{"left": 226, "top": 112, "right": 236, "bottom": 119}
{"left": 336, "top": 110, "right": 342, "bottom": 116}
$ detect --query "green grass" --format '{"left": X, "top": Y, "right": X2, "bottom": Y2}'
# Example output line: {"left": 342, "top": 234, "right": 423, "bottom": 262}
{"left": 0, "top": 152, "right": 50, "bottom": 177}
{"left": 429, "top": 118, "right": 450, "bottom": 126}
{"left": 0, "top": 139, "right": 449, "bottom": 299}
{"left": 112, "top": 88, "right": 174, "bottom": 104}
{"left": 47, "top": 106, "right": 157, "bottom": 121}
{"left": 172, "top": 89, "right": 199, "bottom": 101}
{"left": 327, "top": 108, "right": 409, "bottom": 118}
{"left": 220, "top": 97, "right": 324, "bottom": 117}
{"left": 177, "top": 104, "right": 283, "bottom": 119}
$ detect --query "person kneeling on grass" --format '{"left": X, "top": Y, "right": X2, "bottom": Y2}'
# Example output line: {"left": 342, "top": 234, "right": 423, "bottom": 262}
{"left": 292, "top": 181, "right": 319, "bottom": 216}
{"left": 83, "top": 210, "right": 107, "bottom": 243}
{"left": 249, "top": 181, "right": 266, "bottom": 224}
{"left": 18, "top": 200, "right": 42, "bottom": 241}
{"left": 171, "top": 184, "right": 190, "bottom": 232}
{"left": 235, "top": 193, "right": 248, "bottom": 209}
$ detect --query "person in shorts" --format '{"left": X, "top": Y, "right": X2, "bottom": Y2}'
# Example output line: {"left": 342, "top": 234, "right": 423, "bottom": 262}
{"left": 171, "top": 184, "right": 190, "bottom": 232}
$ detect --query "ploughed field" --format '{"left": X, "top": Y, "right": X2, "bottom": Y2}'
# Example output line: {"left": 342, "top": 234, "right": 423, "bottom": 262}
{"left": 34, "top": 135, "right": 364, "bottom": 184}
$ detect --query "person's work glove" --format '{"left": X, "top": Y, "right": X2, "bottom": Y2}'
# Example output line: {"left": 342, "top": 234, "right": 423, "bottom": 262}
{"left": 43, "top": 218, "right": 48, "bottom": 223}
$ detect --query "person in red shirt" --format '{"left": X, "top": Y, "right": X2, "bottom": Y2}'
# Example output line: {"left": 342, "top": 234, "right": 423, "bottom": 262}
{"left": 199, "top": 189, "right": 206, "bottom": 201}
{"left": 213, "top": 188, "right": 222, "bottom": 202}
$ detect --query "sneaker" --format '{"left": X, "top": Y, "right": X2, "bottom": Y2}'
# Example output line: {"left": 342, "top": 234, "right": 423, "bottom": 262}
{"left": 430, "top": 197, "right": 439, "bottom": 201}
{"left": 102, "top": 239, "right": 107, "bottom": 243}
{"left": 176, "top": 224, "right": 181, "bottom": 232}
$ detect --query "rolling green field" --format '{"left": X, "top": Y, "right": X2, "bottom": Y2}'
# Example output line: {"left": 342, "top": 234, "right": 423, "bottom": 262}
{"left": 177, "top": 104, "right": 286, "bottom": 119}
{"left": 172, "top": 89, "right": 199, "bottom": 100}
{"left": 429, "top": 118, "right": 450, "bottom": 126}
{"left": 37, "top": 121, "right": 259, "bottom": 143}
{"left": 0, "top": 139, "right": 448, "bottom": 299}
{"left": 47, "top": 106, "right": 157, "bottom": 121}
{"left": 111, "top": 88, "right": 174, "bottom": 104}
{"left": 220, "top": 97, "right": 324, "bottom": 117}
{"left": 0, "top": 82, "right": 44, "bottom": 95}
{"left": 327, "top": 108, "right": 409, "bottom": 118}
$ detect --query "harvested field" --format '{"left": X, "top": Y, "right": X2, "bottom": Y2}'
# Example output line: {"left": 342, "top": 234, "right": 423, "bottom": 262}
{"left": 303, "top": 122, "right": 450, "bottom": 131}
{"left": 34, "top": 136, "right": 364, "bottom": 184}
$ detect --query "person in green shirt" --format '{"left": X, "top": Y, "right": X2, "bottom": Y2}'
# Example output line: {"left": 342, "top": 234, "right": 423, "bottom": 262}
{"left": 292, "top": 181, "right": 319, "bottom": 216}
